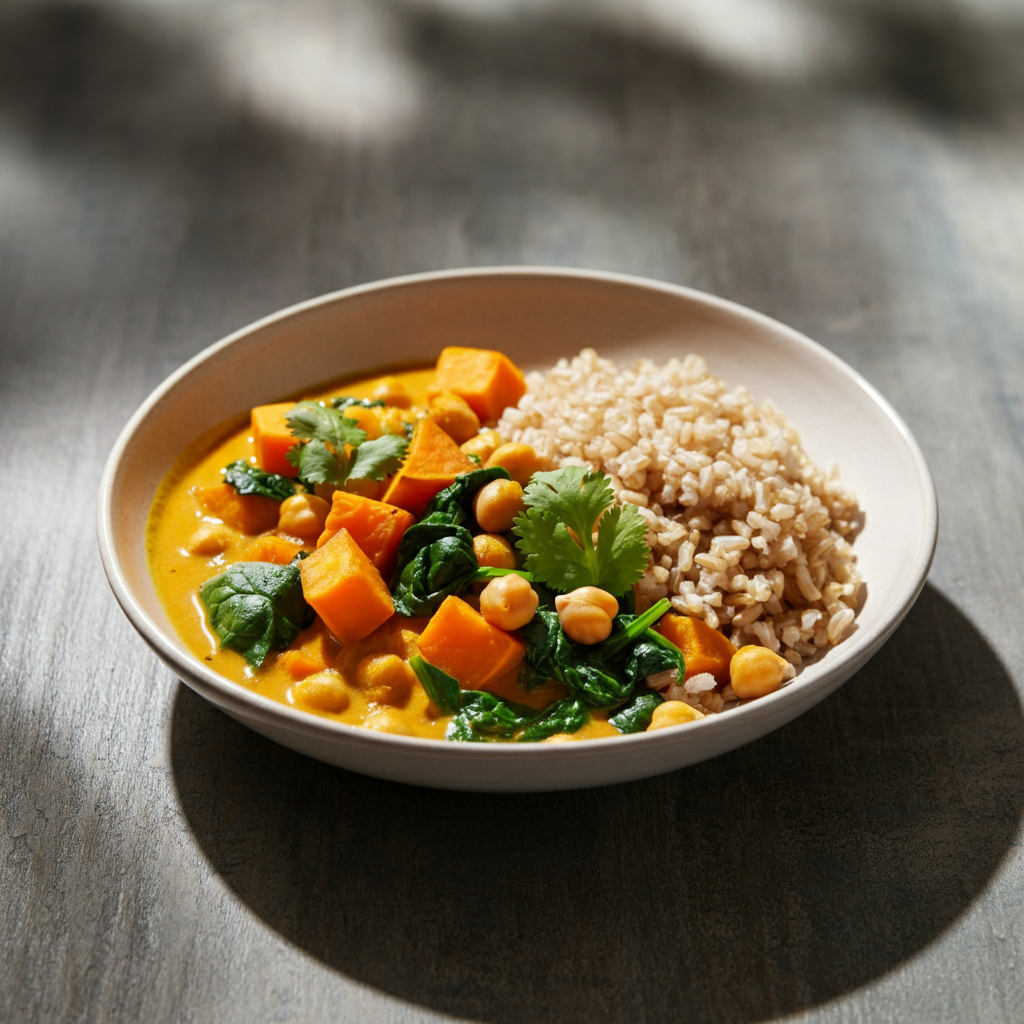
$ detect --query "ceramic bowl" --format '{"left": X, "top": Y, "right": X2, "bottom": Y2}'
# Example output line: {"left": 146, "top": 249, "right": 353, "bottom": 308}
{"left": 98, "top": 268, "right": 937, "bottom": 791}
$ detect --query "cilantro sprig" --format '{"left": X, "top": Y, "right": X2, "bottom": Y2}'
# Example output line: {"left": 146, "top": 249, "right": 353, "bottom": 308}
{"left": 513, "top": 466, "right": 649, "bottom": 596}
{"left": 285, "top": 400, "right": 408, "bottom": 490}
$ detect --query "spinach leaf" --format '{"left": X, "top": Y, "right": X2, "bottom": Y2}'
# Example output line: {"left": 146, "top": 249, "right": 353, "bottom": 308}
{"left": 609, "top": 691, "right": 664, "bottom": 734}
{"left": 447, "top": 691, "right": 538, "bottom": 742}
{"left": 409, "top": 654, "right": 460, "bottom": 715}
{"left": 199, "top": 562, "right": 313, "bottom": 668}
{"left": 517, "top": 598, "right": 682, "bottom": 710}
{"left": 516, "top": 698, "right": 589, "bottom": 742}
{"left": 391, "top": 467, "right": 513, "bottom": 616}
{"left": 409, "top": 656, "right": 538, "bottom": 742}
{"left": 222, "top": 460, "right": 296, "bottom": 502}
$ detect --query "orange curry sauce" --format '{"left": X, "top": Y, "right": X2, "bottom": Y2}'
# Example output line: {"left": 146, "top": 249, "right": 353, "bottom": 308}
{"left": 146, "top": 366, "right": 618, "bottom": 741}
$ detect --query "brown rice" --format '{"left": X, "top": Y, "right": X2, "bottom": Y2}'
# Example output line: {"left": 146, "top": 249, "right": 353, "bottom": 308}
{"left": 496, "top": 349, "right": 862, "bottom": 705}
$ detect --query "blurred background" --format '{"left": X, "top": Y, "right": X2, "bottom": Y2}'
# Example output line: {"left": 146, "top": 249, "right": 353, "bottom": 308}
{"left": 4, "top": 1, "right": 1024, "bottom": 1022}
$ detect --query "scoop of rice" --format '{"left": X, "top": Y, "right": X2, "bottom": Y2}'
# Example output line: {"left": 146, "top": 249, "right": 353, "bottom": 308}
{"left": 496, "top": 349, "right": 862, "bottom": 669}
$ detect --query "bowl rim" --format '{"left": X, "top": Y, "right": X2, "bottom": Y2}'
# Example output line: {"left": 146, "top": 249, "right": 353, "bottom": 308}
{"left": 97, "top": 265, "right": 938, "bottom": 759}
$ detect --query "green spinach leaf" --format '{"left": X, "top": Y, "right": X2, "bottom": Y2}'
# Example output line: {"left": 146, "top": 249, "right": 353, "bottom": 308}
{"left": 391, "top": 467, "right": 513, "bottom": 616}
{"left": 222, "top": 460, "right": 296, "bottom": 502}
{"left": 608, "top": 691, "right": 664, "bottom": 734}
{"left": 516, "top": 697, "right": 589, "bottom": 742}
{"left": 199, "top": 562, "right": 313, "bottom": 668}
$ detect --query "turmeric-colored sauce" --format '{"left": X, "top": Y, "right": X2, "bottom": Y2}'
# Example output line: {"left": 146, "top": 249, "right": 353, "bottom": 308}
{"left": 147, "top": 366, "right": 619, "bottom": 742}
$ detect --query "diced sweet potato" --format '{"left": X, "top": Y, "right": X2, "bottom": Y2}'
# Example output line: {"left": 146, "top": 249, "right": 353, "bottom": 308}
{"left": 656, "top": 613, "right": 737, "bottom": 685}
{"left": 317, "top": 491, "right": 415, "bottom": 580}
{"left": 426, "top": 347, "right": 526, "bottom": 424}
{"left": 299, "top": 529, "right": 394, "bottom": 644}
{"left": 194, "top": 483, "right": 280, "bottom": 535}
{"left": 246, "top": 534, "right": 305, "bottom": 565}
{"left": 251, "top": 402, "right": 299, "bottom": 477}
{"left": 381, "top": 417, "right": 477, "bottom": 517}
{"left": 278, "top": 624, "right": 336, "bottom": 679}
{"left": 417, "top": 595, "right": 525, "bottom": 690}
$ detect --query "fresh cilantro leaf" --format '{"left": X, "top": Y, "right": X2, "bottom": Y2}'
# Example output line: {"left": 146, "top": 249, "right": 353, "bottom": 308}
{"left": 286, "top": 401, "right": 366, "bottom": 452}
{"left": 288, "top": 438, "right": 347, "bottom": 487}
{"left": 513, "top": 467, "right": 649, "bottom": 595}
{"left": 348, "top": 433, "right": 409, "bottom": 481}
{"left": 199, "top": 562, "right": 313, "bottom": 668}
{"left": 222, "top": 460, "right": 296, "bottom": 502}
{"left": 283, "top": 400, "right": 408, "bottom": 490}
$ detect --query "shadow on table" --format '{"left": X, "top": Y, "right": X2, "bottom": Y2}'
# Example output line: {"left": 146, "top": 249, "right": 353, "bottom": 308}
{"left": 171, "top": 582, "right": 1024, "bottom": 1023}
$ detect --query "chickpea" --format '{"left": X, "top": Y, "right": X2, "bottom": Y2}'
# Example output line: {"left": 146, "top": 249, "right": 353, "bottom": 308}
{"left": 277, "top": 493, "right": 331, "bottom": 540}
{"left": 428, "top": 390, "right": 481, "bottom": 445}
{"left": 472, "top": 478, "right": 525, "bottom": 533}
{"left": 554, "top": 587, "right": 620, "bottom": 645}
{"left": 485, "top": 442, "right": 544, "bottom": 488}
{"left": 647, "top": 700, "right": 705, "bottom": 731}
{"left": 729, "top": 645, "right": 789, "bottom": 699}
{"left": 290, "top": 670, "right": 350, "bottom": 713}
{"left": 472, "top": 533, "right": 517, "bottom": 570}
{"left": 356, "top": 653, "right": 416, "bottom": 708}
{"left": 479, "top": 574, "right": 539, "bottom": 631}
{"left": 363, "top": 707, "right": 413, "bottom": 735}
{"left": 370, "top": 376, "right": 414, "bottom": 409}
{"left": 187, "top": 522, "right": 234, "bottom": 556}
{"left": 377, "top": 406, "right": 416, "bottom": 437}
{"left": 460, "top": 429, "right": 501, "bottom": 463}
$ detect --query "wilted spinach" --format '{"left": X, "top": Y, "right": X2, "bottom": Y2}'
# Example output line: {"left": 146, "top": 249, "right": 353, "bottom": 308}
{"left": 518, "top": 597, "right": 683, "bottom": 710}
{"left": 608, "top": 691, "right": 664, "bottom": 734}
{"left": 222, "top": 460, "right": 296, "bottom": 502}
{"left": 391, "top": 466, "right": 518, "bottom": 616}
{"left": 199, "top": 562, "right": 313, "bottom": 667}
{"left": 516, "top": 698, "right": 589, "bottom": 742}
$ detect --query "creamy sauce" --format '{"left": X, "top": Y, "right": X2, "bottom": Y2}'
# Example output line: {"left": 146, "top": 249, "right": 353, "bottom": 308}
{"left": 147, "top": 366, "right": 619, "bottom": 742}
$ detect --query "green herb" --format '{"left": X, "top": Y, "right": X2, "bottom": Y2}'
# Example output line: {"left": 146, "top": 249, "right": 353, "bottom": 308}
{"left": 608, "top": 691, "right": 664, "bottom": 734}
{"left": 409, "top": 656, "right": 537, "bottom": 741}
{"left": 518, "top": 597, "right": 682, "bottom": 710}
{"left": 516, "top": 698, "right": 588, "bottom": 742}
{"left": 331, "top": 396, "right": 386, "bottom": 410}
{"left": 221, "top": 460, "right": 296, "bottom": 502}
{"left": 199, "top": 562, "right": 313, "bottom": 668}
{"left": 391, "top": 466, "right": 513, "bottom": 617}
{"left": 285, "top": 400, "right": 408, "bottom": 489}
{"left": 513, "top": 467, "right": 649, "bottom": 596}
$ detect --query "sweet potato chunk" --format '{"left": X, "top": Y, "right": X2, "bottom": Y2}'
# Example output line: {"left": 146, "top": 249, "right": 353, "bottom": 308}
{"left": 246, "top": 534, "right": 305, "bottom": 565}
{"left": 278, "top": 624, "right": 336, "bottom": 679}
{"left": 426, "top": 347, "right": 526, "bottom": 423}
{"left": 299, "top": 529, "right": 394, "bottom": 644}
{"left": 417, "top": 595, "right": 525, "bottom": 690}
{"left": 317, "top": 491, "right": 415, "bottom": 580}
{"left": 194, "top": 483, "right": 280, "bottom": 535}
{"left": 381, "top": 417, "right": 477, "bottom": 517}
{"left": 656, "top": 613, "right": 737, "bottom": 685}
{"left": 251, "top": 402, "right": 299, "bottom": 477}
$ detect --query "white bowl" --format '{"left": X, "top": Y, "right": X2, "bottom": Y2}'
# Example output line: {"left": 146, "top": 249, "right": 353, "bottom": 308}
{"left": 98, "top": 268, "right": 937, "bottom": 791}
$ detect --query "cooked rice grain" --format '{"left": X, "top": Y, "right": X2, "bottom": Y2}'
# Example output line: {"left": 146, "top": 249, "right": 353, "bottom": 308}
{"left": 496, "top": 349, "right": 862, "bottom": 671}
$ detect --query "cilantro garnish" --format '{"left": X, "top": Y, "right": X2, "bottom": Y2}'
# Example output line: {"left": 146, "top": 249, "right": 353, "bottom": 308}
{"left": 285, "top": 401, "right": 408, "bottom": 489}
{"left": 513, "top": 466, "right": 649, "bottom": 596}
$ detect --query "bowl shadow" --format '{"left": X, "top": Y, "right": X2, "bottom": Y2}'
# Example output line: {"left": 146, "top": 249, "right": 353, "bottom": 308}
{"left": 171, "top": 583, "right": 1024, "bottom": 1023}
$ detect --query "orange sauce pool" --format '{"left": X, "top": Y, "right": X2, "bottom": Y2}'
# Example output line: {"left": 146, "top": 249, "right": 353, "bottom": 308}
{"left": 146, "top": 366, "right": 619, "bottom": 742}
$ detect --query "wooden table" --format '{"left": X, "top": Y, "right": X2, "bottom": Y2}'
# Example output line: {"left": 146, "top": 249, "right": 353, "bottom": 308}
{"left": 3, "top": 1, "right": 1023, "bottom": 1020}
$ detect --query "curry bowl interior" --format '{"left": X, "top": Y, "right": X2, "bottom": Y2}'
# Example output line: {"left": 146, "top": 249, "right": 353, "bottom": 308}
{"left": 100, "top": 268, "right": 936, "bottom": 791}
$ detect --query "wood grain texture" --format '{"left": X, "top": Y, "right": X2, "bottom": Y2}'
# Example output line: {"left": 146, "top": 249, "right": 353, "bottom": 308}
{"left": 2, "top": 1, "right": 1024, "bottom": 1021}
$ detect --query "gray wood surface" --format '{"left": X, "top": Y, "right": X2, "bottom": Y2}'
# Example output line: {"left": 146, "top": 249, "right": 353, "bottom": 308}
{"left": 3, "top": 1, "right": 1024, "bottom": 1021}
